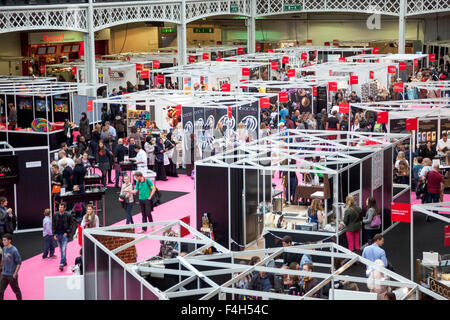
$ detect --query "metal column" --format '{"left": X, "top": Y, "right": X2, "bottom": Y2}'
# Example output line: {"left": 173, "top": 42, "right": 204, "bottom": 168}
{"left": 85, "top": 0, "right": 96, "bottom": 96}
{"left": 177, "top": 0, "right": 187, "bottom": 66}
{"left": 246, "top": 0, "right": 256, "bottom": 54}
{"left": 398, "top": 0, "right": 407, "bottom": 54}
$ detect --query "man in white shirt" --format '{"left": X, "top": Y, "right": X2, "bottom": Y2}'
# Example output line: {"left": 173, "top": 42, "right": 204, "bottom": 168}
{"left": 436, "top": 132, "right": 450, "bottom": 156}
{"left": 130, "top": 145, "right": 147, "bottom": 172}
{"left": 57, "top": 151, "right": 74, "bottom": 173}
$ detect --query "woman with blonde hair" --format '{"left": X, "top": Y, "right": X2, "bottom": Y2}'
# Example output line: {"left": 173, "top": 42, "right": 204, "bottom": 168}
{"left": 236, "top": 122, "right": 249, "bottom": 145}
{"left": 307, "top": 199, "right": 324, "bottom": 229}
{"left": 340, "top": 195, "right": 363, "bottom": 253}
{"left": 395, "top": 151, "right": 409, "bottom": 170}
{"left": 81, "top": 203, "right": 99, "bottom": 229}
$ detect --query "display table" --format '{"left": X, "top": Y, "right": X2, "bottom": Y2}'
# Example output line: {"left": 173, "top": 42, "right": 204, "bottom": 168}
{"left": 84, "top": 174, "right": 102, "bottom": 186}
{"left": 55, "top": 188, "right": 107, "bottom": 226}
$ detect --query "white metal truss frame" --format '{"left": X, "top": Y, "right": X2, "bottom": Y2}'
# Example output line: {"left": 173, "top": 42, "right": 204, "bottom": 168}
{"left": 83, "top": 220, "right": 446, "bottom": 300}
{"left": 196, "top": 129, "right": 410, "bottom": 175}
{"left": 0, "top": 81, "right": 106, "bottom": 96}
{"left": 0, "top": 0, "right": 449, "bottom": 35}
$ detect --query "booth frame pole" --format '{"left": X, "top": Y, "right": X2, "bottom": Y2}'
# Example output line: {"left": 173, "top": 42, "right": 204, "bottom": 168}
{"left": 333, "top": 173, "right": 339, "bottom": 246}
{"left": 246, "top": 0, "right": 256, "bottom": 54}
{"left": 410, "top": 206, "right": 414, "bottom": 281}
{"left": 177, "top": 0, "right": 187, "bottom": 66}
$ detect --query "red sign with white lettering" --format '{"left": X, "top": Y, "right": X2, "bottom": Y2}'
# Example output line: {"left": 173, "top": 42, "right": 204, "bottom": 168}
{"left": 391, "top": 202, "right": 411, "bottom": 223}
{"left": 306, "top": 39, "right": 312, "bottom": 43}
{"left": 329, "top": 70, "right": 333, "bottom": 76}
{"left": 216, "top": 58, "right": 223, "bottom": 62}
{"left": 87, "top": 100, "right": 93, "bottom": 112}
{"left": 399, "top": 62, "right": 406, "bottom": 71}
{"left": 221, "top": 83, "right": 230, "bottom": 92}
{"left": 393, "top": 82, "right": 404, "bottom": 92}
{"left": 388, "top": 65, "right": 397, "bottom": 74}
{"left": 268, "top": 49, "right": 274, "bottom": 53}
{"left": 175, "top": 104, "right": 182, "bottom": 116}
{"left": 350, "top": 76, "right": 358, "bottom": 85}
{"left": 271, "top": 61, "right": 279, "bottom": 70}
{"left": 136, "top": 64, "right": 143, "bottom": 72}
{"left": 405, "top": 118, "right": 418, "bottom": 131}
{"left": 40, "top": 65, "right": 45, "bottom": 74}
{"left": 278, "top": 91, "right": 288, "bottom": 102}
{"left": 287, "top": 69, "right": 295, "bottom": 77}
{"left": 153, "top": 60, "right": 160, "bottom": 69}
{"left": 202, "top": 53, "right": 209, "bottom": 60}
{"left": 339, "top": 57, "right": 345, "bottom": 62}
{"left": 141, "top": 70, "right": 149, "bottom": 79}
{"left": 282, "top": 56, "right": 289, "bottom": 64}
{"left": 445, "top": 225, "right": 450, "bottom": 247}
{"left": 72, "top": 67, "right": 77, "bottom": 75}
{"left": 429, "top": 54, "right": 436, "bottom": 62}
{"left": 339, "top": 102, "right": 350, "bottom": 113}
{"left": 414, "top": 59, "right": 418, "bottom": 67}
{"left": 312, "top": 87, "right": 317, "bottom": 96}
{"left": 377, "top": 111, "right": 389, "bottom": 124}
{"left": 180, "top": 216, "right": 190, "bottom": 238}
{"left": 189, "top": 56, "right": 196, "bottom": 63}
{"left": 256, "top": 43, "right": 261, "bottom": 51}
{"left": 157, "top": 74, "right": 165, "bottom": 84}
{"left": 301, "top": 52, "right": 308, "bottom": 60}
{"left": 227, "top": 106, "right": 232, "bottom": 118}
{"left": 242, "top": 68, "right": 250, "bottom": 76}
{"left": 237, "top": 47, "right": 244, "bottom": 55}
{"left": 259, "top": 98, "right": 270, "bottom": 109}
{"left": 369, "top": 70, "right": 374, "bottom": 79}
{"left": 324, "top": 42, "right": 330, "bottom": 46}
{"left": 328, "top": 82, "right": 337, "bottom": 91}
{"left": 373, "top": 47, "right": 379, "bottom": 54}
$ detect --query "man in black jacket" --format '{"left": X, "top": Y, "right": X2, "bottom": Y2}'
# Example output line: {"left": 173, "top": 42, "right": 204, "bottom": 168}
{"left": 52, "top": 202, "right": 74, "bottom": 271}
{"left": 281, "top": 235, "right": 301, "bottom": 266}
{"left": 128, "top": 137, "right": 138, "bottom": 159}
{"left": 114, "top": 138, "right": 128, "bottom": 187}
{"left": 72, "top": 158, "right": 86, "bottom": 190}
{"left": 61, "top": 160, "right": 73, "bottom": 192}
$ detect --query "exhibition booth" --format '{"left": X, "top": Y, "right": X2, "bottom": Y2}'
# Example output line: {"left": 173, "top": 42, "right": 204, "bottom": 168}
{"left": 0, "top": 81, "right": 105, "bottom": 150}
{"left": 276, "top": 46, "right": 372, "bottom": 63}
{"left": 195, "top": 130, "right": 411, "bottom": 251}
{"left": 78, "top": 220, "right": 445, "bottom": 300}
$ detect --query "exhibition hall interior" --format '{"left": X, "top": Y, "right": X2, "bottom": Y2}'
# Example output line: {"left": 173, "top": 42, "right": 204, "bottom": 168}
{"left": 0, "top": 0, "right": 450, "bottom": 302}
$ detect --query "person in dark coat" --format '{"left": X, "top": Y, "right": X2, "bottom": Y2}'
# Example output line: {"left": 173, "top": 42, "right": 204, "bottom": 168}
{"left": 164, "top": 132, "right": 178, "bottom": 177}
{"left": 79, "top": 112, "right": 90, "bottom": 140}
{"left": 61, "top": 160, "right": 73, "bottom": 192}
{"left": 72, "top": 158, "right": 86, "bottom": 190}
{"left": 114, "top": 111, "right": 126, "bottom": 139}
{"left": 154, "top": 136, "right": 168, "bottom": 181}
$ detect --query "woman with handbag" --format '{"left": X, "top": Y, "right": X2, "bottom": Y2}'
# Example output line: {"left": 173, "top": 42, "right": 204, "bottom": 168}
{"left": 154, "top": 136, "right": 168, "bottom": 181}
{"left": 119, "top": 175, "right": 134, "bottom": 224}
{"left": 164, "top": 132, "right": 179, "bottom": 177}
{"left": 340, "top": 195, "right": 363, "bottom": 253}
{"left": 144, "top": 136, "right": 155, "bottom": 171}
{"left": 97, "top": 140, "right": 113, "bottom": 187}
{"left": 362, "top": 197, "right": 381, "bottom": 245}
{"left": 80, "top": 204, "right": 99, "bottom": 229}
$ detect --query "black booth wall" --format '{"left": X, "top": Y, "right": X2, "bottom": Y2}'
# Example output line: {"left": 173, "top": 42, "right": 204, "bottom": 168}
{"left": 0, "top": 131, "right": 65, "bottom": 151}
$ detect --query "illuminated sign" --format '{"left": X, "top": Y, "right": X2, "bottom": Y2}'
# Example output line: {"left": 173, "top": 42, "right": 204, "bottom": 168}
{"left": 29, "top": 31, "right": 84, "bottom": 44}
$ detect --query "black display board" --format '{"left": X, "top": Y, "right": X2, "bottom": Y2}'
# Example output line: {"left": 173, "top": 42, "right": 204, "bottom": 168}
{"left": 181, "top": 106, "right": 194, "bottom": 134}
{"left": 0, "top": 154, "right": 19, "bottom": 185}
{"left": 390, "top": 118, "right": 407, "bottom": 134}
{"left": 440, "top": 118, "right": 450, "bottom": 139}
{"left": 17, "top": 96, "right": 33, "bottom": 128}
{"left": 361, "top": 158, "right": 372, "bottom": 212}
{"left": 15, "top": 148, "right": 50, "bottom": 229}
{"left": 419, "top": 119, "right": 438, "bottom": 146}
{"left": 316, "top": 85, "right": 327, "bottom": 114}
{"left": 349, "top": 163, "right": 360, "bottom": 193}
{"left": 52, "top": 93, "right": 70, "bottom": 123}
{"left": 196, "top": 165, "right": 229, "bottom": 249}
{"left": 237, "top": 102, "right": 259, "bottom": 140}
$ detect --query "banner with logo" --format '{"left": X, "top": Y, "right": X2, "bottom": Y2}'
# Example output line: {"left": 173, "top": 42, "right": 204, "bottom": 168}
{"left": 237, "top": 102, "right": 259, "bottom": 140}
{"left": 391, "top": 202, "right": 411, "bottom": 223}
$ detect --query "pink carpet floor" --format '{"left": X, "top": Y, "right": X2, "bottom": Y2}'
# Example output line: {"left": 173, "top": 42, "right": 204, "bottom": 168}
{"left": 3, "top": 173, "right": 196, "bottom": 300}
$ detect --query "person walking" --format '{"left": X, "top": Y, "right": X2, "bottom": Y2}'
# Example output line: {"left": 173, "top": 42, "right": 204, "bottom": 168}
{"left": 52, "top": 202, "right": 74, "bottom": 271}
{"left": 340, "top": 195, "right": 363, "bottom": 253}
{"left": 79, "top": 112, "right": 90, "bottom": 141}
{"left": 425, "top": 162, "right": 445, "bottom": 221}
{"left": 362, "top": 234, "right": 388, "bottom": 269}
{"left": 362, "top": 197, "right": 381, "bottom": 245}
{"left": 125, "top": 171, "right": 156, "bottom": 233}
{"left": 0, "top": 233, "right": 22, "bottom": 300}
{"left": 80, "top": 204, "right": 99, "bottom": 229}
{"left": 120, "top": 175, "right": 134, "bottom": 224}
{"left": 42, "top": 209, "right": 56, "bottom": 260}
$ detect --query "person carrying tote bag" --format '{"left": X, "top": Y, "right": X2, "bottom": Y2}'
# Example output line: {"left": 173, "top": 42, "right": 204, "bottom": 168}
{"left": 340, "top": 195, "right": 363, "bottom": 253}
{"left": 362, "top": 197, "right": 381, "bottom": 245}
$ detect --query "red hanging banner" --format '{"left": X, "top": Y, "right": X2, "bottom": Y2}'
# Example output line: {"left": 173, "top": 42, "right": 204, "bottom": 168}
{"left": 141, "top": 70, "right": 149, "bottom": 79}
{"left": 87, "top": 100, "right": 93, "bottom": 112}
{"left": 237, "top": 47, "right": 244, "bottom": 55}
{"left": 278, "top": 91, "right": 288, "bottom": 102}
{"left": 314, "top": 50, "right": 318, "bottom": 57}
{"left": 136, "top": 64, "right": 143, "bottom": 72}
{"left": 227, "top": 106, "right": 232, "bottom": 118}
{"left": 324, "top": 42, "right": 330, "bottom": 46}
{"left": 333, "top": 42, "right": 339, "bottom": 47}
{"left": 259, "top": 97, "right": 270, "bottom": 109}
{"left": 78, "top": 225, "right": 83, "bottom": 247}
{"left": 281, "top": 56, "right": 289, "bottom": 64}
{"left": 202, "top": 53, "right": 209, "bottom": 60}
{"left": 188, "top": 56, "right": 196, "bottom": 63}
{"left": 216, "top": 57, "right": 223, "bottom": 62}
{"left": 339, "top": 57, "right": 346, "bottom": 62}
{"left": 405, "top": 118, "right": 418, "bottom": 131}
{"left": 312, "top": 86, "right": 317, "bottom": 97}
{"left": 40, "top": 65, "right": 46, "bottom": 74}
{"left": 445, "top": 225, "right": 450, "bottom": 247}
{"left": 338, "top": 102, "right": 350, "bottom": 113}
{"left": 301, "top": 52, "right": 308, "bottom": 60}
{"left": 350, "top": 76, "right": 359, "bottom": 85}
{"left": 242, "top": 68, "right": 250, "bottom": 76}
{"left": 357, "top": 59, "right": 363, "bottom": 63}
{"left": 157, "top": 74, "right": 165, "bottom": 84}
{"left": 414, "top": 59, "right": 418, "bottom": 67}
{"left": 268, "top": 49, "right": 274, "bottom": 53}
{"left": 429, "top": 53, "right": 436, "bottom": 62}
{"left": 373, "top": 47, "right": 379, "bottom": 54}
{"left": 153, "top": 60, "right": 160, "bottom": 69}
{"left": 376, "top": 111, "right": 389, "bottom": 124}
{"left": 388, "top": 65, "right": 397, "bottom": 74}
{"left": 271, "top": 61, "right": 279, "bottom": 70}
{"left": 393, "top": 82, "right": 404, "bottom": 92}
{"left": 287, "top": 69, "right": 295, "bottom": 78}
{"left": 256, "top": 43, "right": 261, "bottom": 51}
{"left": 391, "top": 202, "right": 411, "bottom": 223}
{"left": 175, "top": 104, "right": 182, "bottom": 116}
{"left": 398, "top": 62, "right": 406, "bottom": 71}
{"left": 72, "top": 67, "right": 77, "bottom": 75}
{"left": 221, "top": 83, "right": 231, "bottom": 92}
{"left": 328, "top": 82, "right": 337, "bottom": 91}
{"left": 369, "top": 70, "right": 374, "bottom": 79}
{"left": 306, "top": 39, "right": 312, "bottom": 44}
